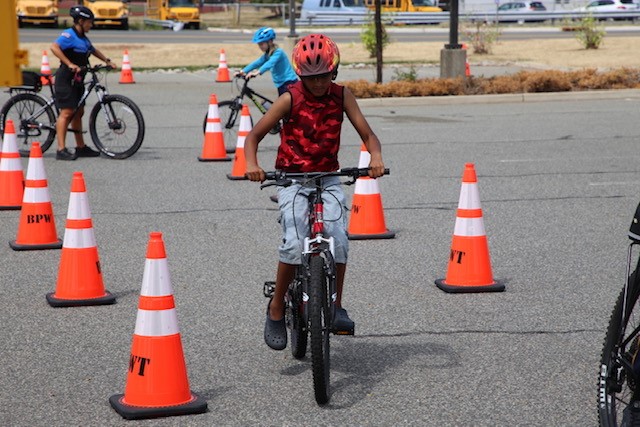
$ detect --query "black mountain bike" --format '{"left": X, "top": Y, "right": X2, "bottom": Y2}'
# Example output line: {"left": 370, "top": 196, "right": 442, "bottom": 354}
{"left": 0, "top": 65, "right": 145, "bottom": 159}
{"left": 599, "top": 202, "right": 640, "bottom": 425}
{"left": 261, "top": 167, "right": 389, "bottom": 405}
{"left": 203, "top": 75, "right": 282, "bottom": 153}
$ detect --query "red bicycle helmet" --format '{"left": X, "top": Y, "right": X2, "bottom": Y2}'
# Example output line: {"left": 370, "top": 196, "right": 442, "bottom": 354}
{"left": 292, "top": 34, "right": 340, "bottom": 78}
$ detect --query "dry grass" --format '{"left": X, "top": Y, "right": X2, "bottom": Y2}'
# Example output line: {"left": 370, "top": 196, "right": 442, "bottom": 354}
{"left": 344, "top": 68, "right": 640, "bottom": 98}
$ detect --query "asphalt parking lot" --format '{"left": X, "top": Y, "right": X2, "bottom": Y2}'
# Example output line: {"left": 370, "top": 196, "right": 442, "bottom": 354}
{"left": 1, "top": 70, "right": 640, "bottom": 425}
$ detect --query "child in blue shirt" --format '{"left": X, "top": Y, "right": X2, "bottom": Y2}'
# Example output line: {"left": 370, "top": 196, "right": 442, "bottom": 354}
{"left": 237, "top": 27, "right": 298, "bottom": 95}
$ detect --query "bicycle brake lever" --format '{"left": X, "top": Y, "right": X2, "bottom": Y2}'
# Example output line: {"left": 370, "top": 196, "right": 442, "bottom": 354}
{"left": 260, "top": 179, "right": 291, "bottom": 190}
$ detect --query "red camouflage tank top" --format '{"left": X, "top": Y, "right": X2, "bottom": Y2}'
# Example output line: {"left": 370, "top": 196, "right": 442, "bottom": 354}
{"left": 275, "top": 80, "right": 344, "bottom": 172}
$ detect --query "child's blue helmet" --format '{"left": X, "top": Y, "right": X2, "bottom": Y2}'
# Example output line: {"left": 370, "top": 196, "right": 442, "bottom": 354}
{"left": 252, "top": 27, "right": 276, "bottom": 43}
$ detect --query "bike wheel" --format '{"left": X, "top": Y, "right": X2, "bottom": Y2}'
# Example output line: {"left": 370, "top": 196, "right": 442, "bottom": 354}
{"left": 309, "top": 255, "right": 330, "bottom": 405}
{"left": 599, "top": 261, "right": 640, "bottom": 425}
{"left": 0, "top": 92, "right": 56, "bottom": 156}
{"left": 89, "top": 94, "right": 145, "bottom": 159}
{"left": 287, "top": 275, "right": 308, "bottom": 360}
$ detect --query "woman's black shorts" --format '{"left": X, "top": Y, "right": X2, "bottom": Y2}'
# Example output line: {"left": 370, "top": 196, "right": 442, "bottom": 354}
{"left": 54, "top": 69, "right": 84, "bottom": 109}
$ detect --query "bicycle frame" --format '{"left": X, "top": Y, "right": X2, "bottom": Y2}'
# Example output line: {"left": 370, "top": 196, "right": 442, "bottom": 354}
{"left": 8, "top": 67, "right": 111, "bottom": 135}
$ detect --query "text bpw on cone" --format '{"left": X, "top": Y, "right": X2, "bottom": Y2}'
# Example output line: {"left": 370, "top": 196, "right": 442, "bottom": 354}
{"left": 47, "top": 172, "right": 116, "bottom": 307}
{"left": 119, "top": 50, "right": 135, "bottom": 84}
{"left": 227, "top": 104, "right": 251, "bottom": 180}
{"left": 348, "top": 143, "right": 395, "bottom": 240}
{"left": 0, "top": 120, "right": 25, "bottom": 210}
{"left": 198, "top": 94, "right": 231, "bottom": 162}
{"left": 110, "top": 232, "right": 207, "bottom": 420}
{"left": 9, "top": 142, "right": 62, "bottom": 251}
{"left": 215, "top": 48, "right": 231, "bottom": 83}
{"left": 435, "top": 163, "right": 504, "bottom": 293}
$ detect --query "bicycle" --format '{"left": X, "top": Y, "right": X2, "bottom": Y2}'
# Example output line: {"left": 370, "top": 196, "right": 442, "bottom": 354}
{"left": 0, "top": 65, "right": 145, "bottom": 159}
{"left": 261, "top": 167, "right": 390, "bottom": 405}
{"left": 203, "top": 75, "right": 283, "bottom": 153}
{"left": 599, "top": 202, "right": 640, "bottom": 425}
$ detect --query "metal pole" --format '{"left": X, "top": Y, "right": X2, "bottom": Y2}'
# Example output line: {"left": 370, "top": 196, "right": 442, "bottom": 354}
{"left": 288, "top": 0, "right": 297, "bottom": 37}
{"left": 446, "top": 0, "right": 461, "bottom": 49}
{"left": 375, "top": 0, "right": 382, "bottom": 83}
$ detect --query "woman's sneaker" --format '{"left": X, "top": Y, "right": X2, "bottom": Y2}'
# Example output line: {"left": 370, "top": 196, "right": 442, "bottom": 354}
{"left": 75, "top": 145, "right": 100, "bottom": 157}
{"left": 56, "top": 148, "right": 77, "bottom": 161}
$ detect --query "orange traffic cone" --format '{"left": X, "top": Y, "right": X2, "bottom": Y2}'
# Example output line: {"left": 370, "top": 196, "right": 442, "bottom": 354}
{"left": 40, "top": 50, "right": 53, "bottom": 86}
{"left": 46, "top": 172, "right": 116, "bottom": 307}
{"left": 215, "top": 48, "right": 231, "bottom": 83}
{"left": 227, "top": 104, "right": 251, "bottom": 180}
{"left": 0, "top": 120, "right": 25, "bottom": 210}
{"left": 109, "top": 232, "right": 208, "bottom": 420}
{"left": 347, "top": 143, "right": 395, "bottom": 240}
{"left": 198, "top": 94, "right": 231, "bottom": 162}
{"left": 119, "top": 50, "right": 135, "bottom": 84}
{"left": 435, "top": 163, "right": 504, "bottom": 293}
{"left": 9, "top": 142, "right": 62, "bottom": 251}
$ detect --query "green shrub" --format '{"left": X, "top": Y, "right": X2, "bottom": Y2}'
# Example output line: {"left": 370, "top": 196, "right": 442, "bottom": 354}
{"left": 464, "top": 21, "right": 501, "bottom": 54}
{"left": 360, "top": 20, "right": 390, "bottom": 59}
{"left": 574, "top": 15, "right": 606, "bottom": 49}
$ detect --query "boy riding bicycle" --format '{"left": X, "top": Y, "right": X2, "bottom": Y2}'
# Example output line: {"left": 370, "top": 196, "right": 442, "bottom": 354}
{"left": 236, "top": 27, "right": 298, "bottom": 96}
{"left": 245, "top": 34, "right": 386, "bottom": 351}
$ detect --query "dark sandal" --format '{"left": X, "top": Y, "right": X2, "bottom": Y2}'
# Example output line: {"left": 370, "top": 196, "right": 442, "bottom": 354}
{"left": 264, "top": 299, "right": 287, "bottom": 350}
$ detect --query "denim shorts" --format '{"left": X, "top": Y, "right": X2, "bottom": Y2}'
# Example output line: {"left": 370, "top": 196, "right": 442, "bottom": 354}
{"left": 277, "top": 175, "right": 349, "bottom": 265}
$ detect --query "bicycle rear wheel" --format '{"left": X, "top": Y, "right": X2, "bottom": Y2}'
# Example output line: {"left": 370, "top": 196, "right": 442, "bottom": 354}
{"left": 89, "top": 94, "right": 144, "bottom": 159}
{"left": 599, "top": 256, "right": 640, "bottom": 425}
{"left": 0, "top": 92, "right": 56, "bottom": 156}
{"left": 287, "top": 275, "right": 308, "bottom": 360}
{"left": 309, "top": 255, "right": 330, "bottom": 405}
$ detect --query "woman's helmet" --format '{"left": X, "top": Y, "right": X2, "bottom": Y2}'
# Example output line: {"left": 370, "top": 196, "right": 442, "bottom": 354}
{"left": 292, "top": 34, "right": 340, "bottom": 78}
{"left": 70, "top": 5, "right": 95, "bottom": 22}
{"left": 252, "top": 27, "right": 276, "bottom": 44}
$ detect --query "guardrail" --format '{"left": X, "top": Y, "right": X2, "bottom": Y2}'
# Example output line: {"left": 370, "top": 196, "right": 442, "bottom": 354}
{"left": 291, "top": 9, "right": 640, "bottom": 26}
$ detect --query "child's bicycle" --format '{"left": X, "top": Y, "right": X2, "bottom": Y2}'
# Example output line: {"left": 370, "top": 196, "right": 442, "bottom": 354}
{"left": 0, "top": 65, "right": 145, "bottom": 159}
{"left": 261, "top": 167, "right": 390, "bottom": 405}
{"left": 203, "top": 74, "right": 282, "bottom": 153}
{"left": 599, "top": 202, "right": 640, "bottom": 425}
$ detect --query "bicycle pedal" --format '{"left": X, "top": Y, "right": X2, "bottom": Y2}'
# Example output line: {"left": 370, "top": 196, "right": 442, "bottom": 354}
{"left": 263, "top": 281, "right": 275, "bottom": 298}
{"left": 332, "top": 327, "right": 354, "bottom": 336}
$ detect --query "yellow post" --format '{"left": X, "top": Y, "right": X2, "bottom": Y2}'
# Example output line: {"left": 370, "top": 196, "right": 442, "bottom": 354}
{"left": 0, "top": 0, "right": 28, "bottom": 87}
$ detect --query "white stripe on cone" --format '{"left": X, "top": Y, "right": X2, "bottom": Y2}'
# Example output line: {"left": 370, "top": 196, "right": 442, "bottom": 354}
{"left": 22, "top": 186, "right": 51, "bottom": 203}
{"left": 135, "top": 257, "right": 179, "bottom": 336}
{"left": 63, "top": 229, "right": 97, "bottom": 249}
{"left": 458, "top": 183, "right": 481, "bottom": 210}
{"left": 25, "top": 157, "right": 47, "bottom": 181}
{"left": 453, "top": 217, "right": 486, "bottom": 237}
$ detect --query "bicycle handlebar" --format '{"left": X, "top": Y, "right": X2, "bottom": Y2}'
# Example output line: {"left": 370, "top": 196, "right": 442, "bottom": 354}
{"left": 260, "top": 168, "right": 390, "bottom": 189}
{"left": 82, "top": 64, "right": 115, "bottom": 73}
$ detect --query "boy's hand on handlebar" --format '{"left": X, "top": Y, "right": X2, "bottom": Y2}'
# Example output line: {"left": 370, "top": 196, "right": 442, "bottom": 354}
{"left": 246, "top": 70, "right": 260, "bottom": 79}
{"left": 368, "top": 157, "right": 386, "bottom": 179}
{"left": 245, "top": 164, "right": 266, "bottom": 182}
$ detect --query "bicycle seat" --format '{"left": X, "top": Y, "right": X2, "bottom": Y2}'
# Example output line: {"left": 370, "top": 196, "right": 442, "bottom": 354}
{"left": 629, "top": 202, "right": 640, "bottom": 242}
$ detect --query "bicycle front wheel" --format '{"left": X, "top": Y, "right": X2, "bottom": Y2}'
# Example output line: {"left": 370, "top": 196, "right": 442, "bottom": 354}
{"left": 0, "top": 92, "right": 57, "bottom": 156}
{"left": 90, "top": 94, "right": 145, "bottom": 159}
{"left": 287, "top": 275, "right": 308, "bottom": 360}
{"left": 309, "top": 255, "right": 330, "bottom": 405}
{"left": 599, "top": 264, "right": 640, "bottom": 425}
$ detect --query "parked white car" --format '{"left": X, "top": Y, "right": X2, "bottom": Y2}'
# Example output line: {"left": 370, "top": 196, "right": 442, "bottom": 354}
{"left": 574, "top": 0, "right": 638, "bottom": 13}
